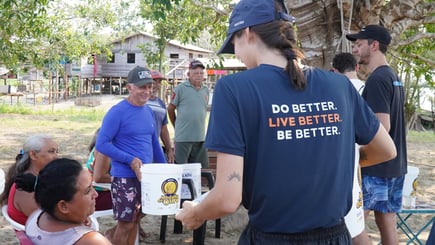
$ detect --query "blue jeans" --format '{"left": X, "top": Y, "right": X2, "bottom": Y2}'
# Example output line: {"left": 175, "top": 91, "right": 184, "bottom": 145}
{"left": 238, "top": 221, "right": 351, "bottom": 245}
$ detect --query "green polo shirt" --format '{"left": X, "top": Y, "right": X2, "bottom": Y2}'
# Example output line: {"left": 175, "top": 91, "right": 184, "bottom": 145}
{"left": 171, "top": 80, "right": 209, "bottom": 142}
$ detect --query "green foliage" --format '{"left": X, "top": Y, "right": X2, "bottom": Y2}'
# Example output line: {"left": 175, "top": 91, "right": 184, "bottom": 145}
{"left": 389, "top": 23, "right": 435, "bottom": 125}
{"left": 138, "top": 0, "right": 232, "bottom": 69}
{"left": 138, "top": 43, "right": 163, "bottom": 70}
{"left": 0, "top": 0, "right": 51, "bottom": 67}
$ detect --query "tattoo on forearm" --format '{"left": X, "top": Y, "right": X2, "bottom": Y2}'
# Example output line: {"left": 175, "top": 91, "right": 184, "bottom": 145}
{"left": 227, "top": 172, "right": 241, "bottom": 182}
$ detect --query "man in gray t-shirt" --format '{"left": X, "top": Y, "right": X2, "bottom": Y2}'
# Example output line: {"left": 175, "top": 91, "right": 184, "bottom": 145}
{"left": 167, "top": 60, "right": 209, "bottom": 167}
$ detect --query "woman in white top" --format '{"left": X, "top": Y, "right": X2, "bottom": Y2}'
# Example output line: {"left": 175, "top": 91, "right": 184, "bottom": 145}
{"left": 15, "top": 158, "right": 111, "bottom": 245}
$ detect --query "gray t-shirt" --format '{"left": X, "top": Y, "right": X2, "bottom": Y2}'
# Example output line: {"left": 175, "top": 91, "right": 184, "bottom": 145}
{"left": 171, "top": 80, "right": 209, "bottom": 142}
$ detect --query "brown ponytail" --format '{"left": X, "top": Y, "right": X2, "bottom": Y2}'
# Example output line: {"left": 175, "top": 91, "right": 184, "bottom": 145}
{"left": 250, "top": 18, "right": 307, "bottom": 89}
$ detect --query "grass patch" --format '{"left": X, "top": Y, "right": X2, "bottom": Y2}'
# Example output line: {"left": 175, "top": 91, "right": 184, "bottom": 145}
{"left": 407, "top": 130, "right": 435, "bottom": 143}
{"left": 0, "top": 104, "right": 105, "bottom": 122}
{"left": 0, "top": 104, "right": 33, "bottom": 114}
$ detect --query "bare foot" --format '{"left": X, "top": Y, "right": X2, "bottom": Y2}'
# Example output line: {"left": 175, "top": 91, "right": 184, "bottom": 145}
{"left": 139, "top": 223, "right": 150, "bottom": 241}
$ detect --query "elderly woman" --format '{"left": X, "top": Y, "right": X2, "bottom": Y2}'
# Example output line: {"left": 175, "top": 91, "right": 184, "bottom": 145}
{"left": 15, "top": 158, "right": 111, "bottom": 245}
{"left": 0, "top": 134, "right": 58, "bottom": 225}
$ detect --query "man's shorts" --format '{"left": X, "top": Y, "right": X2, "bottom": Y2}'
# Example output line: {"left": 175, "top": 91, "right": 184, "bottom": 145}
{"left": 362, "top": 175, "right": 404, "bottom": 213}
{"left": 174, "top": 141, "right": 209, "bottom": 168}
{"left": 111, "top": 177, "right": 141, "bottom": 222}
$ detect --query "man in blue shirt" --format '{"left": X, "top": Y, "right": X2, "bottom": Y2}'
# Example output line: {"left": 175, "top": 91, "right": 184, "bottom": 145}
{"left": 147, "top": 70, "right": 174, "bottom": 163}
{"left": 96, "top": 66, "right": 166, "bottom": 245}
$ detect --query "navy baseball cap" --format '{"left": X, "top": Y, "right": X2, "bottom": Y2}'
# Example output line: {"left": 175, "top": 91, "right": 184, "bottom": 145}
{"left": 127, "top": 66, "right": 153, "bottom": 86}
{"left": 189, "top": 59, "right": 205, "bottom": 69}
{"left": 346, "top": 25, "right": 391, "bottom": 45}
{"left": 217, "top": 0, "right": 295, "bottom": 55}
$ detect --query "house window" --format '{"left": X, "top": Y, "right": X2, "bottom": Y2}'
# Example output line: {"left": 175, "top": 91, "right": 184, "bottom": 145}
{"left": 198, "top": 54, "right": 203, "bottom": 58}
{"left": 108, "top": 55, "right": 115, "bottom": 63}
{"left": 170, "top": 54, "right": 179, "bottom": 59}
{"left": 189, "top": 53, "right": 193, "bottom": 59}
{"left": 127, "top": 53, "right": 135, "bottom": 63}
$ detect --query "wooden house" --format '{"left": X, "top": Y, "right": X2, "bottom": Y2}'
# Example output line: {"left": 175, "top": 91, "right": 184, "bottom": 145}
{"left": 64, "top": 32, "right": 213, "bottom": 95}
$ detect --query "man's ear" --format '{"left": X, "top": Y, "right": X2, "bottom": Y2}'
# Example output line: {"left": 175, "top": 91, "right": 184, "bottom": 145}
{"left": 371, "top": 40, "right": 380, "bottom": 51}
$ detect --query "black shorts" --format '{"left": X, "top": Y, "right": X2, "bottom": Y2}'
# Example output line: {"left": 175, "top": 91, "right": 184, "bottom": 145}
{"left": 238, "top": 220, "right": 351, "bottom": 245}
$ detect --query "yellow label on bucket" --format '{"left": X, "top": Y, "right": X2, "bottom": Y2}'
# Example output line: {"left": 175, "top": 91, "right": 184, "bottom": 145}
{"left": 158, "top": 178, "right": 180, "bottom": 206}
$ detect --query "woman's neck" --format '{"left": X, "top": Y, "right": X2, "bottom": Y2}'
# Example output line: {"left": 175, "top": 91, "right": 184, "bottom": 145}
{"left": 40, "top": 211, "right": 81, "bottom": 231}
{"left": 256, "top": 48, "right": 288, "bottom": 69}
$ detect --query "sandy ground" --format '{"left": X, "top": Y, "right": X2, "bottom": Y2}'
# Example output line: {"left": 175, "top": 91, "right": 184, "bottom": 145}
{"left": 0, "top": 95, "right": 434, "bottom": 244}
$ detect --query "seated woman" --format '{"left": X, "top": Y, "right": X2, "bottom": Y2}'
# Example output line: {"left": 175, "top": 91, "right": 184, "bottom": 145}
{"left": 86, "top": 128, "right": 112, "bottom": 211}
{"left": 0, "top": 134, "right": 58, "bottom": 226}
{"left": 15, "top": 157, "right": 111, "bottom": 245}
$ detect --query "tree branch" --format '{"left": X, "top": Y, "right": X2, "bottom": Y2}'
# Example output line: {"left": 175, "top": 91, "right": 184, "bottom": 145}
{"left": 409, "top": 53, "right": 435, "bottom": 66}
{"left": 397, "top": 33, "right": 435, "bottom": 46}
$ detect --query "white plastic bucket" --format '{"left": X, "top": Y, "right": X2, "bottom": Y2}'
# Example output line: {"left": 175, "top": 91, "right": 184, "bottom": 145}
{"left": 140, "top": 164, "right": 183, "bottom": 215}
{"left": 403, "top": 166, "right": 419, "bottom": 196}
{"left": 344, "top": 144, "right": 365, "bottom": 238}
{"left": 181, "top": 163, "right": 202, "bottom": 200}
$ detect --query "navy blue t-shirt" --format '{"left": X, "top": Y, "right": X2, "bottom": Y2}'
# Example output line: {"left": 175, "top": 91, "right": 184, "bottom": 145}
{"left": 205, "top": 65, "right": 380, "bottom": 233}
{"left": 362, "top": 65, "right": 407, "bottom": 178}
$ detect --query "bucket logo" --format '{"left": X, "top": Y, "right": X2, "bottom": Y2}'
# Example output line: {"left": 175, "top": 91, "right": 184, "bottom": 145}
{"left": 158, "top": 178, "right": 180, "bottom": 206}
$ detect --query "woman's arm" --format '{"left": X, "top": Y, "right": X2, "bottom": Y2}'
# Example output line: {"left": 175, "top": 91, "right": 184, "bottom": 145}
{"left": 175, "top": 152, "right": 243, "bottom": 230}
{"left": 359, "top": 123, "right": 396, "bottom": 167}
{"left": 76, "top": 231, "right": 112, "bottom": 245}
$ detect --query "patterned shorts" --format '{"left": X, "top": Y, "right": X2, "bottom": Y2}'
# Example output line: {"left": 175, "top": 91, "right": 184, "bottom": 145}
{"left": 362, "top": 175, "right": 404, "bottom": 213}
{"left": 111, "top": 177, "right": 141, "bottom": 222}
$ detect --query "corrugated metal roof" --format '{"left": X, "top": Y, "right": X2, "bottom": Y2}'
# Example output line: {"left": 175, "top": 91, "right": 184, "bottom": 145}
{"left": 111, "top": 32, "right": 213, "bottom": 53}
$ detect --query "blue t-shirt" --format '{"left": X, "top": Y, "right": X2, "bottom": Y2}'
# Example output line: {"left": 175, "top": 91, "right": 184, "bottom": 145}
{"left": 362, "top": 65, "right": 407, "bottom": 178}
{"left": 96, "top": 99, "right": 166, "bottom": 178}
{"left": 205, "top": 65, "right": 380, "bottom": 233}
{"left": 146, "top": 97, "right": 168, "bottom": 137}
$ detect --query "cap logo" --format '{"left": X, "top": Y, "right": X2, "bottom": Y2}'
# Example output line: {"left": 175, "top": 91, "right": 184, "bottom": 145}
{"left": 138, "top": 71, "right": 151, "bottom": 79}
{"left": 234, "top": 20, "right": 245, "bottom": 27}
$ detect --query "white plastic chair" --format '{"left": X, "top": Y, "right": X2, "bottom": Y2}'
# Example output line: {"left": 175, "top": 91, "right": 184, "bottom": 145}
{"left": 2, "top": 204, "right": 100, "bottom": 232}
{"left": 0, "top": 168, "right": 5, "bottom": 194}
{"left": 1, "top": 204, "right": 25, "bottom": 231}
{"left": 90, "top": 182, "right": 114, "bottom": 220}
{"left": 91, "top": 182, "right": 138, "bottom": 245}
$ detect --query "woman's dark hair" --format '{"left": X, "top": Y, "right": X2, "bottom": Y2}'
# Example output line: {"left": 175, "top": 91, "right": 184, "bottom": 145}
{"left": 88, "top": 128, "right": 100, "bottom": 152}
{"left": 0, "top": 134, "right": 53, "bottom": 205}
{"left": 234, "top": 0, "right": 306, "bottom": 89}
{"left": 15, "top": 158, "right": 83, "bottom": 217}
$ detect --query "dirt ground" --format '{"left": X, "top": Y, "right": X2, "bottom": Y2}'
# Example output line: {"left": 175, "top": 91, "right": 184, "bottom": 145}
{"left": 0, "top": 95, "right": 434, "bottom": 244}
